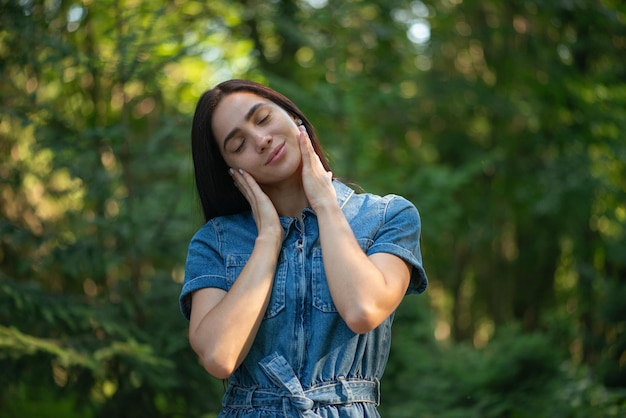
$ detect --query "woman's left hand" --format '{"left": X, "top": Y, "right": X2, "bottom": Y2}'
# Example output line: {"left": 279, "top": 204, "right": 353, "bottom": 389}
{"left": 298, "top": 126, "right": 336, "bottom": 211}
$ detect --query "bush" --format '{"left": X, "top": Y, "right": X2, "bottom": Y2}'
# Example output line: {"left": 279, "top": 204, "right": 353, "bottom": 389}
{"left": 380, "top": 315, "right": 626, "bottom": 418}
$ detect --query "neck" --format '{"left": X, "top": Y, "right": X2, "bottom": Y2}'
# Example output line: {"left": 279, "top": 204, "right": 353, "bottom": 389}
{"left": 261, "top": 177, "right": 309, "bottom": 218}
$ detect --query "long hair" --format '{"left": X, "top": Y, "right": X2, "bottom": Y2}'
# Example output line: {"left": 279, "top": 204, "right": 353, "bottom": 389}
{"left": 191, "top": 79, "right": 332, "bottom": 222}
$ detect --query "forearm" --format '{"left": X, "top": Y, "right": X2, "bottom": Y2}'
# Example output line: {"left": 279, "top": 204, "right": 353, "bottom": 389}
{"left": 315, "top": 203, "right": 407, "bottom": 333}
{"left": 189, "top": 235, "right": 281, "bottom": 378}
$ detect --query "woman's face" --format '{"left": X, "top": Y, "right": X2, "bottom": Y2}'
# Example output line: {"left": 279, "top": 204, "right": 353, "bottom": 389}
{"left": 212, "top": 92, "right": 303, "bottom": 186}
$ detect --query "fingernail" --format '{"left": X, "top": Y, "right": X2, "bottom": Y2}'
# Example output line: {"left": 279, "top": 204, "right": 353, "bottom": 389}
{"left": 228, "top": 168, "right": 234, "bottom": 176}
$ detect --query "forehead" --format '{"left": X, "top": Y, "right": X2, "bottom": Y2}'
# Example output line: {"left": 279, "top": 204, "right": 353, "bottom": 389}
{"left": 212, "top": 92, "right": 271, "bottom": 140}
{"left": 219, "top": 91, "right": 268, "bottom": 111}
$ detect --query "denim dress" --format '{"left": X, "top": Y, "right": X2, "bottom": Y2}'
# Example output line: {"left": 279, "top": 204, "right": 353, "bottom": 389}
{"left": 180, "top": 181, "right": 428, "bottom": 417}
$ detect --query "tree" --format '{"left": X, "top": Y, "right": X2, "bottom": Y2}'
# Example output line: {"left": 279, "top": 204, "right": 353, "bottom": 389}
{"left": 0, "top": 0, "right": 248, "bottom": 415}
{"left": 1, "top": 0, "right": 625, "bottom": 416}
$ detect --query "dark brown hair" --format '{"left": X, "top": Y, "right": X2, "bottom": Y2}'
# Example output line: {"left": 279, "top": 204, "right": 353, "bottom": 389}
{"left": 191, "top": 79, "right": 332, "bottom": 221}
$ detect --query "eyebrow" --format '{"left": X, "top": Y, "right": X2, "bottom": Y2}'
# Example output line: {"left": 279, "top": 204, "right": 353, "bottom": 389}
{"left": 222, "top": 102, "right": 265, "bottom": 151}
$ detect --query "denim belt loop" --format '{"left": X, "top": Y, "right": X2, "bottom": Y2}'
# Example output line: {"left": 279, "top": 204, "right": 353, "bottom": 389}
{"left": 222, "top": 384, "right": 233, "bottom": 409}
{"left": 338, "top": 376, "right": 354, "bottom": 406}
{"left": 245, "top": 386, "right": 256, "bottom": 408}
{"left": 375, "top": 377, "right": 381, "bottom": 406}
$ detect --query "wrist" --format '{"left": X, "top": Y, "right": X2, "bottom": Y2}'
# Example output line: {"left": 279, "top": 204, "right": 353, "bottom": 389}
{"left": 255, "top": 231, "right": 283, "bottom": 252}
{"left": 311, "top": 199, "right": 341, "bottom": 218}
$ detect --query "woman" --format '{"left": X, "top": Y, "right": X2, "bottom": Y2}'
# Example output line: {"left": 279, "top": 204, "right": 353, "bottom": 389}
{"left": 180, "top": 79, "right": 427, "bottom": 417}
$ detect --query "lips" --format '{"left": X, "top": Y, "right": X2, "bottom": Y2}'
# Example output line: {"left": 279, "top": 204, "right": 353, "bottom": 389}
{"left": 266, "top": 143, "right": 285, "bottom": 165}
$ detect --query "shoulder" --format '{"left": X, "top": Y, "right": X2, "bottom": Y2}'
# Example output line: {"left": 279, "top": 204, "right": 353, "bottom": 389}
{"left": 335, "top": 180, "right": 419, "bottom": 224}
{"left": 188, "top": 212, "right": 256, "bottom": 249}
{"left": 192, "top": 212, "right": 255, "bottom": 238}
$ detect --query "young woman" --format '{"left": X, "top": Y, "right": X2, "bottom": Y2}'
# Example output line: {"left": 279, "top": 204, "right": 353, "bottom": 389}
{"left": 180, "top": 79, "right": 427, "bottom": 417}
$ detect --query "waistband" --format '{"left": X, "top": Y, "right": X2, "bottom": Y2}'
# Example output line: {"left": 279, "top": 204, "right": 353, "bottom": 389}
{"left": 223, "top": 378, "right": 380, "bottom": 409}
{"left": 222, "top": 353, "right": 380, "bottom": 417}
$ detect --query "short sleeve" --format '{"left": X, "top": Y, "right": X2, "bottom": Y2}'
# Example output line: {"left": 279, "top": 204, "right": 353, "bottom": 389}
{"left": 366, "top": 196, "right": 428, "bottom": 295}
{"left": 179, "top": 222, "right": 229, "bottom": 320}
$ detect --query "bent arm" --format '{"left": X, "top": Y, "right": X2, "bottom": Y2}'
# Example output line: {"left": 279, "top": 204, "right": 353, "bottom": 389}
{"left": 188, "top": 234, "right": 281, "bottom": 379}
{"left": 296, "top": 127, "right": 411, "bottom": 334}
{"left": 316, "top": 203, "right": 411, "bottom": 334}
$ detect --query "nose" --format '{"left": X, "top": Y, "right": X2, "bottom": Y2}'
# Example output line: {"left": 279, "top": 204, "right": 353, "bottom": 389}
{"left": 255, "top": 133, "right": 272, "bottom": 152}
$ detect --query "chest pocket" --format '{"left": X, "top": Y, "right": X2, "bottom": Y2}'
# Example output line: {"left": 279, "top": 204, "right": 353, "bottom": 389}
{"left": 311, "top": 238, "right": 373, "bottom": 313}
{"left": 226, "top": 253, "right": 287, "bottom": 319}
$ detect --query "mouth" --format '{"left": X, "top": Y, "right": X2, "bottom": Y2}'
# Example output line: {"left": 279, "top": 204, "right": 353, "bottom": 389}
{"left": 266, "top": 143, "right": 285, "bottom": 165}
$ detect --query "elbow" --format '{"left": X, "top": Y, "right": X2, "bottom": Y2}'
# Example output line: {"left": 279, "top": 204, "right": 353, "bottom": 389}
{"left": 347, "top": 321, "right": 377, "bottom": 335}
{"left": 342, "top": 305, "right": 384, "bottom": 334}
{"left": 200, "top": 355, "right": 236, "bottom": 380}
{"left": 190, "top": 337, "right": 237, "bottom": 379}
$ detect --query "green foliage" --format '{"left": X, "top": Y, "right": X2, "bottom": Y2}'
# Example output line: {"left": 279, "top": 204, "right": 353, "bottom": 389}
{"left": 0, "top": 0, "right": 225, "bottom": 415}
{"left": 0, "top": 275, "right": 222, "bottom": 417}
{"left": 1, "top": 0, "right": 625, "bottom": 416}
{"left": 382, "top": 316, "right": 626, "bottom": 417}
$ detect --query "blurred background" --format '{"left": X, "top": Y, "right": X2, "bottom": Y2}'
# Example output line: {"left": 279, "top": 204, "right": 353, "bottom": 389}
{"left": 1, "top": 0, "right": 625, "bottom": 416}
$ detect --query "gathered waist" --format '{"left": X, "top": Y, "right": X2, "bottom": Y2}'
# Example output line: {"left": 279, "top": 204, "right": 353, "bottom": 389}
{"left": 223, "top": 377, "right": 380, "bottom": 409}
{"left": 222, "top": 353, "right": 380, "bottom": 416}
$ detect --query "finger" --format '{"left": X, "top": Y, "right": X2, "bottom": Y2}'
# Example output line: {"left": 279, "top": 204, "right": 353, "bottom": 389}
{"left": 298, "top": 126, "right": 317, "bottom": 165}
{"left": 230, "top": 168, "right": 255, "bottom": 202}
{"left": 298, "top": 126, "right": 308, "bottom": 153}
{"left": 237, "top": 169, "right": 274, "bottom": 214}
{"left": 237, "top": 168, "right": 262, "bottom": 195}
{"left": 228, "top": 169, "right": 282, "bottom": 238}
{"left": 300, "top": 128, "right": 330, "bottom": 178}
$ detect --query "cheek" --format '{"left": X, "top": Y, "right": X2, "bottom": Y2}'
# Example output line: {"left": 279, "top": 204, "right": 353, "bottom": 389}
{"left": 222, "top": 152, "right": 257, "bottom": 171}
{"left": 219, "top": 149, "right": 242, "bottom": 169}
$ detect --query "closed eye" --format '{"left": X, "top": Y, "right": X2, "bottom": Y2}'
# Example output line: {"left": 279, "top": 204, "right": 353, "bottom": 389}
{"left": 257, "top": 111, "right": 271, "bottom": 125}
{"left": 231, "top": 138, "right": 246, "bottom": 153}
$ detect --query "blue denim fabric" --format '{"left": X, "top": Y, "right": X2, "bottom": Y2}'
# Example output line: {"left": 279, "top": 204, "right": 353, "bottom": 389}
{"left": 180, "top": 180, "right": 427, "bottom": 417}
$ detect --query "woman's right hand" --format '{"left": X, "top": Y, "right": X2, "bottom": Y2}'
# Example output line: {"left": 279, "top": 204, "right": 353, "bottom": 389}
{"left": 230, "top": 168, "right": 283, "bottom": 244}
{"left": 188, "top": 169, "right": 283, "bottom": 379}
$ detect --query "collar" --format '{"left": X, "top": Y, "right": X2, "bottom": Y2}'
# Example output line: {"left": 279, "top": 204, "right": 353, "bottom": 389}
{"left": 278, "top": 180, "right": 355, "bottom": 229}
